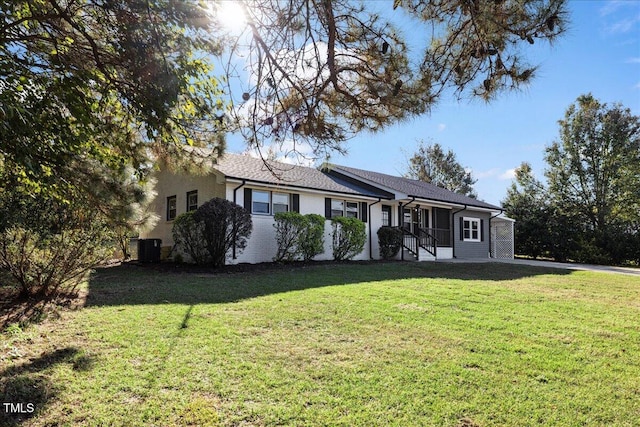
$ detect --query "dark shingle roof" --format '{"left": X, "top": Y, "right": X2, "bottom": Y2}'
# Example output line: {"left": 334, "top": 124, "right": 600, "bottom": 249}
{"left": 329, "top": 164, "right": 502, "bottom": 211}
{"left": 213, "top": 153, "right": 387, "bottom": 198}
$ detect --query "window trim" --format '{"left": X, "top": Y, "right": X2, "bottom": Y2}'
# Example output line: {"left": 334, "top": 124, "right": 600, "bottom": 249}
{"left": 326, "top": 198, "right": 365, "bottom": 221}
{"left": 186, "top": 190, "right": 198, "bottom": 212}
{"left": 381, "top": 205, "right": 392, "bottom": 227}
{"left": 251, "top": 189, "right": 271, "bottom": 215}
{"left": 249, "top": 189, "right": 292, "bottom": 215}
{"left": 462, "top": 217, "right": 481, "bottom": 242}
{"left": 166, "top": 195, "right": 177, "bottom": 221}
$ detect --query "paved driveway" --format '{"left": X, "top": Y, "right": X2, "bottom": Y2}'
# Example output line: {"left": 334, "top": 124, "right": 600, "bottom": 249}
{"left": 438, "top": 258, "right": 640, "bottom": 276}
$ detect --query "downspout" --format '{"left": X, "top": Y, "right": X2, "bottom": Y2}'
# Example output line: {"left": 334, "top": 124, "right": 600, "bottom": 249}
{"left": 451, "top": 204, "right": 468, "bottom": 259}
{"left": 399, "top": 201, "right": 404, "bottom": 261}
{"left": 488, "top": 209, "right": 504, "bottom": 259}
{"left": 368, "top": 198, "right": 382, "bottom": 260}
{"left": 232, "top": 180, "right": 247, "bottom": 259}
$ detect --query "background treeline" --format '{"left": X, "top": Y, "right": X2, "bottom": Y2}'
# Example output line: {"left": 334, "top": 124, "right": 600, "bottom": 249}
{"left": 503, "top": 94, "right": 640, "bottom": 265}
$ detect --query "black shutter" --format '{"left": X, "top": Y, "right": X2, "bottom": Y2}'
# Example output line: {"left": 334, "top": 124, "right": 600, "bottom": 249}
{"left": 292, "top": 194, "right": 300, "bottom": 213}
{"left": 244, "top": 188, "right": 252, "bottom": 212}
{"left": 480, "top": 219, "right": 485, "bottom": 242}
{"left": 325, "top": 198, "right": 332, "bottom": 219}
{"left": 459, "top": 216, "right": 464, "bottom": 241}
{"left": 360, "top": 202, "right": 368, "bottom": 223}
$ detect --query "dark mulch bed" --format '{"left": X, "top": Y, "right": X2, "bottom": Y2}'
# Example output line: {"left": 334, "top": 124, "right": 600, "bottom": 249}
{"left": 130, "top": 258, "right": 396, "bottom": 275}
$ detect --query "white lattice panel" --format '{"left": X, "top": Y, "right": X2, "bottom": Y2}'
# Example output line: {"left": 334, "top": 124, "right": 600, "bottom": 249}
{"left": 491, "top": 222, "right": 514, "bottom": 259}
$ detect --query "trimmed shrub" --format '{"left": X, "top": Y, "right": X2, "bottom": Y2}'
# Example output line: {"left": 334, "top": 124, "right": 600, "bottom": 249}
{"left": 273, "top": 213, "right": 326, "bottom": 262}
{"left": 331, "top": 216, "right": 366, "bottom": 261}
{"left": 273, "top": 212, "right": 307, "bottom": 261}
{"left": 193, "top": 198, "right": 252, "bottom": 267}
{"left": 377, "top": 226, "right": 403, "bottom": 259}
{"left": 172, "top": 212, "right": 209, "bottom": 264}
{"left": 300, "top": 214, "right": 326, "bottom": 261}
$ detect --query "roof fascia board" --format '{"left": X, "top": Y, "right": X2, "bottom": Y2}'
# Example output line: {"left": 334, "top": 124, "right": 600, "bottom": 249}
{"left": 445, "top": 205, "right": 502, "bottom": 214}
{"left": 224, "top": 178, "right": 386, "bottom": 201}
{"left": 399, "top": 198, "right": 462, "bottom": 209}
{"left": 404, "top": 194, "right": 500, "bottom": 212}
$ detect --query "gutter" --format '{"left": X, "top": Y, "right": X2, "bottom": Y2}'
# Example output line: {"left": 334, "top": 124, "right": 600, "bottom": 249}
{"left": 450, "top": 204, "right": 468, "bottom": 259}
{"left": 232, "top": 180, "right": 247, "bottom": 259}
{"left": 368, "top": 198, "right": 382, "bottom": 260}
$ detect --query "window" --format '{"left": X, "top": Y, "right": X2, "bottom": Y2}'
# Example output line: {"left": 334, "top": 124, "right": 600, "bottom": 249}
{"left": 248, "top": 190, "right": 292, "bottom": 215}
{"left": 186, "top": 190, "right": 198, "bottom": 212}
{"left": 326, "top": 198, "right": 365, "bottom": 221}
{"left": 272, "top": 192, "right": 289, "bottom": 214}
{"left": 381, "top": 205, "right": 392, "bottom": 227}
{"left": 166, "top": 195, "right": 177, "bottom": 221}
{"left": 346, "top": 202, "right": 358, "bottom": 218}
{"left": 252, "top": 190, "right": 270, "bottom": 214}
{"left": 331, "top": 199, "right": 344, "bottom": 218}
{"left": 463, "top": 217, "right": 481, "bottom": 242}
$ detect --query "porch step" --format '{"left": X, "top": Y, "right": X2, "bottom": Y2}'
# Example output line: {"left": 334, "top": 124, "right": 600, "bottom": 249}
{"left": 402, "top": 248, "right": 436, "bottom": 262}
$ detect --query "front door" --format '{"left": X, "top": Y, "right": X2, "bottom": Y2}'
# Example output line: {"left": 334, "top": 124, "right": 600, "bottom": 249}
{"left": 403, "top": 207, "right": 429, "bottom": 234}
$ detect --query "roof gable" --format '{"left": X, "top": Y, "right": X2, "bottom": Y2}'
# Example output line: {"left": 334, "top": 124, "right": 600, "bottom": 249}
{"left": 328, "top": 164, "right": 502, "bottom": 211}
{"left": 212, "top": 153, "right": 388, "bottom": 198}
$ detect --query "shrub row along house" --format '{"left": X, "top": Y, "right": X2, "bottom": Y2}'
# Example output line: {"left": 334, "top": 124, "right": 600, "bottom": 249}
{"left": 140, "top": 153, "right": 514, "bottom": 263}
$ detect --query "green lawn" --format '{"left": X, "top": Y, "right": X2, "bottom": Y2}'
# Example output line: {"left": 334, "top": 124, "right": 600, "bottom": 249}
{"left": 2, "top": 262, "right": 639, "bottom": 426}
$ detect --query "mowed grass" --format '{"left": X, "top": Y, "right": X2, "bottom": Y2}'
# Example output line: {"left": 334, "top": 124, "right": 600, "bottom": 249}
{"left": 2, "top": 262, "right": 640, "bottom": 426}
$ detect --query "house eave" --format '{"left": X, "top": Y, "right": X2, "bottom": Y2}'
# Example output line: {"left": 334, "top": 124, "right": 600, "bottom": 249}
{"left": 405, "top": 195, "right": 501, "bottom": 213}
{"left": 224, "top": 177, "right": 390, "bottom": 201}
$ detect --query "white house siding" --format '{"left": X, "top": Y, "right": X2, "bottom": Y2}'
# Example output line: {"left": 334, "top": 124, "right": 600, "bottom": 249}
{"left": 452, "top": 210, "right": 492, "bottom": 259}
{"left": 228, "top": 183, "right": 378, "bottom": 264}
{"left": 140, "top": 169, "right": 225, "bottom": 248}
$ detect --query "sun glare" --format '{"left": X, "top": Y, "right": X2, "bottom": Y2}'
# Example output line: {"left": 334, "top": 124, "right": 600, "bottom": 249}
{"left": 209, "top": 1, "right": 248, "bottom": 34}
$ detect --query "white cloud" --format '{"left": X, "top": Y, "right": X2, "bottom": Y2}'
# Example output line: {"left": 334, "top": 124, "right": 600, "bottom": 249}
{"left": 600, "top": 0, "right": 626, "bottom": 17}
{"left": 474, "top": 168, "right": 500, "bottom": 179}
{"left": 626, "top": 57, "right": 640, "bottom": 64}
{"left": 474, "top": 168, "right": 516, "bottom": 180}
{"left": 599, "top": 1, "right": 640, "bottom": 34}
{"left": 437, "top": 123, "right": 446, "bottom": 132}
{"left": 608, "top": 15, "right": 640, "bottom": 34}
{"left": 499, "top": 169, "right": 516, "bottom": 180}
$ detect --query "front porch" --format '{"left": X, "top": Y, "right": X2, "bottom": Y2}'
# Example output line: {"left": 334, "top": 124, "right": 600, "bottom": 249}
{"left": 383, "top": 203, "right": 454, "bottom": 261}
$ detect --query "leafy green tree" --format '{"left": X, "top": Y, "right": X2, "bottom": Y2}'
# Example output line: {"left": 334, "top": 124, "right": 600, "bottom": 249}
{"left": 502, "top": 162, "right": 550, "bottom": 258}
{"left": 1, "top": 0, "right": 570, "bottom": 215}
{"left": 406, "top": 141, "right": 477, "bottom": 198}
{"left": 545, "top": 94, "right": 640, "bottom": 263}
{"left": 221, "top": 0, "right": 568, "bottom": 157}
{"left": 1, "top": 0, "right": 226, "bottom": 229}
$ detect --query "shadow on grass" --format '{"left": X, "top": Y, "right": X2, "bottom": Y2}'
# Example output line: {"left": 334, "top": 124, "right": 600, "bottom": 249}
{"left": 84, "top": 260, "right": 570, "bottom": 308}
{"left": 0, "top": 347, "right": 95, "bottom": 426}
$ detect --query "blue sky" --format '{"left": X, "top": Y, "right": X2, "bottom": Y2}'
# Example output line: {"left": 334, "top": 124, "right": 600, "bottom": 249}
{"left": 225, "top": 0, "right": 640, "bottom": 206}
